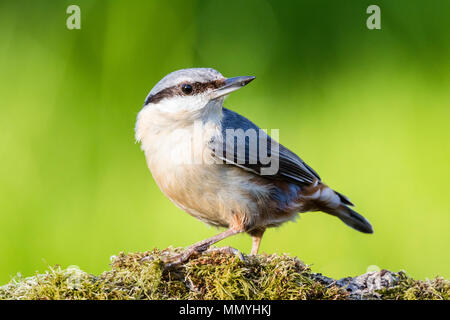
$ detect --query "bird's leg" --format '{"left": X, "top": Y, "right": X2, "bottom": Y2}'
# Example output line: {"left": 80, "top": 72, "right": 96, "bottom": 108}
{"left": 165, "top": 228, "right": 242, "bottom": 268}
{"left": 251, "top": 237, "right": 262, "bottom": 255}
{"left": 250, "top": 228, "right": 266, "bottom": 255}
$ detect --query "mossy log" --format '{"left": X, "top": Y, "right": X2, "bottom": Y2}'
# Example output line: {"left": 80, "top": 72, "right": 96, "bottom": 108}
{"left": 1, "top": 247, "right": 448, "bottom": 300}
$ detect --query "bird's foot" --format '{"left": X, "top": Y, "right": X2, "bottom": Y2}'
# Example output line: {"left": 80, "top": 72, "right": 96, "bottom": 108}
{"left": 164, "top": 243, "right": 211, "bottom": 269}
{"left": 164, "top": 245, "right": 244, "bottom": 269}
{"left": 206, "top": 246, "right": 245, "bottom": 261}
{"left": 163, "top": 229, "right": 243, "bottom": 269}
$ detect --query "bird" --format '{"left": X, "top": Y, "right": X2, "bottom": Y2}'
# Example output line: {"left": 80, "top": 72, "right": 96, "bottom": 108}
{"left": 135, "top": 68, "right": 373, "bottom": 265}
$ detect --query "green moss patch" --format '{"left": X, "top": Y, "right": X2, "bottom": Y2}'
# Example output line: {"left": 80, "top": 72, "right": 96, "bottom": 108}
{"left": 376, "top": 272, "right": 449, "bottom": 300}
{"left": 0, "top": 247, "right": 448, "bottom": 300}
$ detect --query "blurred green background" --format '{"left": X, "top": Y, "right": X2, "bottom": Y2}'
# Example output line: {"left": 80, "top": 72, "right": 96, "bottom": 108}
{"left": 0, "top": 0, "right": 449, "bottom": 284}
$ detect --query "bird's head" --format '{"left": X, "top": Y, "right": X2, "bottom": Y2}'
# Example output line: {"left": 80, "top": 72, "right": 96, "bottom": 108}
{"left": 143, "top": 68, "right": 255, "bottom": 115}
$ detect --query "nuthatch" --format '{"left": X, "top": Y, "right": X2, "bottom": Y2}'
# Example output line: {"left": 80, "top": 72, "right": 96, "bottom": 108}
{"left": 135, "top": 68, "right": 373, "bottom": 264}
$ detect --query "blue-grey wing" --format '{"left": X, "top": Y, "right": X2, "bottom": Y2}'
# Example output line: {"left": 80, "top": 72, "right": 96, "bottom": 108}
{"left": 215, "top": 108, "right": 321, "bottom": 185}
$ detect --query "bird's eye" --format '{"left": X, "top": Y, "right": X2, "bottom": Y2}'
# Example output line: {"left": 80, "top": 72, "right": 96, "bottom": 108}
{"left": 181, "top": 83, "right": 193, "bottom": 95}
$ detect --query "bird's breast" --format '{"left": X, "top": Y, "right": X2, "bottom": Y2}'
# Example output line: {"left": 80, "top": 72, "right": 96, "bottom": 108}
{"left": 140, "top": 121, "right": 231, "bottom": 225}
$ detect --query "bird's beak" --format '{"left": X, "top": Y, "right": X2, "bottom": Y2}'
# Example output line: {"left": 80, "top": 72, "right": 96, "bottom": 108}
{"left": 211, "top": 76, "right": 255, "bottom": 99}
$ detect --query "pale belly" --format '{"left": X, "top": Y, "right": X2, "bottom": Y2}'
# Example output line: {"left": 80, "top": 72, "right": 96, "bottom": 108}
{"left": 147, "top": 147, "right": 303, "bottom": 230}
{"left": 148, "top": 156, "right": 257, "bottom": 227}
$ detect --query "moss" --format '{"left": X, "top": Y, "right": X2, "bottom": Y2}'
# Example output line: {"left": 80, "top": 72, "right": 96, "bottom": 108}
{"left": 0, "top": 247, "right": 448, "bottom": 300}
{"left": 376, "top": 271, "right": 449, "bottom": 300}
{"left": 182, "top": 251, "right": 347, "bottom": 300}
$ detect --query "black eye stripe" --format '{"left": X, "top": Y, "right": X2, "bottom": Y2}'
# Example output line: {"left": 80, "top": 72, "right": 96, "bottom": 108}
{"left": 144, "top": 79, "right": 225, "bottom": 105}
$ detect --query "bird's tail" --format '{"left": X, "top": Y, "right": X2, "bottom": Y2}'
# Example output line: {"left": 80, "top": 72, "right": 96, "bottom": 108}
{"left": 302, "top": 182, "right": 373, "bottom": 233}
{"left": 330, "top": 205, "right": 373, "bottom": 234}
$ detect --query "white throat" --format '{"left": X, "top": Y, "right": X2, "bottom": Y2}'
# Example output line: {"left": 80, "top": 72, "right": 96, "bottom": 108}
{"left": 135, "top": 97, "right": 224, "bottom": 149}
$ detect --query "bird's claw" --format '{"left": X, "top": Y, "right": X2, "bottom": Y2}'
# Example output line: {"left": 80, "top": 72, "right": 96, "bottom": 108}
{"left": 206, "top": 246, "right": 245, "bottom": 261}
{"left": 163, "top": 245, "right": 245, "bottom": 269}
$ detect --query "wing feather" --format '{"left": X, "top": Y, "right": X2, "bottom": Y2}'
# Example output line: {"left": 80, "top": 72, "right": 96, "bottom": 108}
{"left": 214, "top": 108, "right": 320, "bottom": 185}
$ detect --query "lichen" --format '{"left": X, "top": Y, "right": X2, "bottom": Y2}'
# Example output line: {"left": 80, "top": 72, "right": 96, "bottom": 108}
{"left": 0, "top": 247, "right": 448, "bottom": 300}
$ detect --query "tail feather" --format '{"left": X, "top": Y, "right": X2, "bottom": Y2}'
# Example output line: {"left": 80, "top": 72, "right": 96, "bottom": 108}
{"left": 334, "top": 190, "right": 354, "bottom": 207}
{"left": 333, "top": 205, "right": 373, "bottom": 234}
{"left": 303, "top": 182, "right": 373, "bottom": 234}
